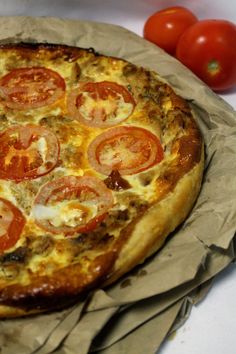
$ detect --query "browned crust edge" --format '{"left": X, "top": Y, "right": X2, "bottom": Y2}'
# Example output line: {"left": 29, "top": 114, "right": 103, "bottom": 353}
{"left": 0, "top": 42, "right": 98, "bottom": 53}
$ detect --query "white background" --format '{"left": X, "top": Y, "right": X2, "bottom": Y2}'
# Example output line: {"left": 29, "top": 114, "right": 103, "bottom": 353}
{"left": 0, "top": 1, "right": 235, "bottom": 353}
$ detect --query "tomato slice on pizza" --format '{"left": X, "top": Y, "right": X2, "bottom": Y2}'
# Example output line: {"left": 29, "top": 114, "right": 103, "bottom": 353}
{"left": 67, "top": 81, "right": 136, "bottom": 127}
{"left": 0, "top": 198, "right": 25, "bottom": 252}
{"left": 33, "top": 175, "right": 114, "bottom": 235}
{"left": 0, "top": 67, "right": 65, "bottom": 109}
{"left": 0, "top": 125, "right": 59, "bottom": 182}
{"left": 88, "top": 126, "right": 164, "bottom": 175}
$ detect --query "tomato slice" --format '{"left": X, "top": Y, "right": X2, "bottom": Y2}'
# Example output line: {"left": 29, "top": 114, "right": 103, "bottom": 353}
{"left": 0, "top": 198, "right": 25, "bottom": 253}
{"left": 0, "top": 67, "right": 65, "bottom": 109}
{"left": 67, "top": 81, "right": 136, "bottom": 127}
{"left": 0, "top": 125, "right": 59, "bottom": 182}
{"left": 88, "top": 126, "right": 164, "bottom": 175}
{"left": 33, "top": 175, "right": 114, "bottom": 235}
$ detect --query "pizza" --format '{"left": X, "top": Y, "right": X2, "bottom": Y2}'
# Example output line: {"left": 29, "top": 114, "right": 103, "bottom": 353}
{"left": 0, "top": 43, "right": 204, "bottom": 317}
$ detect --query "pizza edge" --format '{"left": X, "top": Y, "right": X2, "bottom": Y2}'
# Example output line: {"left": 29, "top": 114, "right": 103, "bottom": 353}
{"left": 0, "top": 42, "right": 204, "bottom": 317}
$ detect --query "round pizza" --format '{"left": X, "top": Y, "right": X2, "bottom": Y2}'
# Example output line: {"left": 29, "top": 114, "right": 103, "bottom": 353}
{"left": 0, "top": 43, "right": 204, "bottom": 317}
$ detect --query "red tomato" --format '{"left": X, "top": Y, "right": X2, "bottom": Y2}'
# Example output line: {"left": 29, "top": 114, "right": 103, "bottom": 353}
{"left": 0, "top": 198, "right": 25, "bottom": 252}
{"left": 176, "top": 20, "right": 236, "bottom": 91}
{"left": 67, "top": 81, "right": 136, "bottom": 128}
{"left": 33, "top": 176, "right": 114, "bottom": 235}
{"left": 0, "top": 125, "right": 59, "bottom": 181}
{"left": 0, "top": 67, "right": 65, "bottom": 109}
{"left": 88, "top": 126, "right": 164, "bottom": 175}
{"left": 143, "top": 6, "right": 198, "bottom": 55}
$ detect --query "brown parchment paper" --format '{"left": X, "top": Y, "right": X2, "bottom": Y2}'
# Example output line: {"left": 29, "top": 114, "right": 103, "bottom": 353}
{"left": 0, "top": 16, "right": 235, "bottom": 354}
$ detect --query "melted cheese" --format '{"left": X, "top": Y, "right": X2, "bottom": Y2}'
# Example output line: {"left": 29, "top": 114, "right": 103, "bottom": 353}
{"left": 37, "top": 137, "right": 48, "bottom": 161}
{"left": 0, "top": 45, "right": 182, "bottom": 282}
{"left": 0, "top": 200, "right": 13, "bottom": 237}
{"left": 32, "top": 201, "right": 97, "bottom": 228}
{"left": 79, "top": 92, "right": 133, "bottom": 124}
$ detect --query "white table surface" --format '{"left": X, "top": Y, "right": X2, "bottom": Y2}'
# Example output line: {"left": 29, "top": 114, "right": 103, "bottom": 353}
{"left": 0, "top": 1, "right": 235, "bottom": 353}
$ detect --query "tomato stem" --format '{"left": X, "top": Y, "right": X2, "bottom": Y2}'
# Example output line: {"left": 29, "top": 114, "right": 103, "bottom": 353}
{"left": 208, "top": 60, "right": 221, "bottom": 76}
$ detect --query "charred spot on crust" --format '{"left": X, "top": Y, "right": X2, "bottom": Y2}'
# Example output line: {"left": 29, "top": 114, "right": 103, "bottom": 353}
{"left": 0, "top": 43, "right": 101, "bottom": 70}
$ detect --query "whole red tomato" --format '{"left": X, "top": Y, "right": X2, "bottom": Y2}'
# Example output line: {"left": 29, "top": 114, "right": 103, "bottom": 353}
{"left": 176, "top": 20, "right": 236, "bottom": 91}
{"left": 143, "top": 6, "right": 198, "bottom": 55}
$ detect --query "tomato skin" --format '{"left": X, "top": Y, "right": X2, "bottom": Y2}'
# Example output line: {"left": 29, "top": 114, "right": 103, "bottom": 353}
{"left": 0, "top": 67, "right": 65, "bottom": 109}
{"left": 176, "top": 20, "right": 236, "bottom": 91}
{"left": 0, "top": 198, "right": 25, "bottom": 253}
{"left": 143, "top": 6, "right": 198, "bottom": 55}
{"left": 0, "top": 125, "right": 59, "bottom": 181}
{"left": 88, "top": 126, "right": 164, "bottom": 176}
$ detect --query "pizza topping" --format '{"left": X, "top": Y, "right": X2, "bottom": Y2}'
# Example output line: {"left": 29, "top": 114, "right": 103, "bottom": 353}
{"left": 0, "top": 125, "right": 59, "bottom": 181}
{"left": 67, "top": 81, "right": 136, "bottom": 127}
{"left": 0, "top": 246, "right": 28, "bottom": 264}
{"left": 0, "top": 263, "right": 21, "bottom": 280}
{"left": 28, "top": 235, "right": 55, "bottom": 257}
{"left": 104, "top": 170, "right": 131, "bottom": 191}
{"left": 71, "top": 62, "right": 81, "bottom": 83}
{"left": 88, "top": 126, "right": 164, "bottom": 175}
{"left": 0, "top": 198, "right": 25, "bottom": 253}
{"left": 0, "top": 67, "right": 65, "bottom": 110}
{"left": 72, "top": 232, "right": 115, "bottom": 253}
{"left": 33, "top": 176, "right": 114, "bottom": 235}
{"left": 101, "top": 209, "right": 130, "bottom": 228}
{"left": 122, "top": 63, "right": 138, "bottom": 77}
{"left": 39, "top": 115, "right": 78, "bottom": 144}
